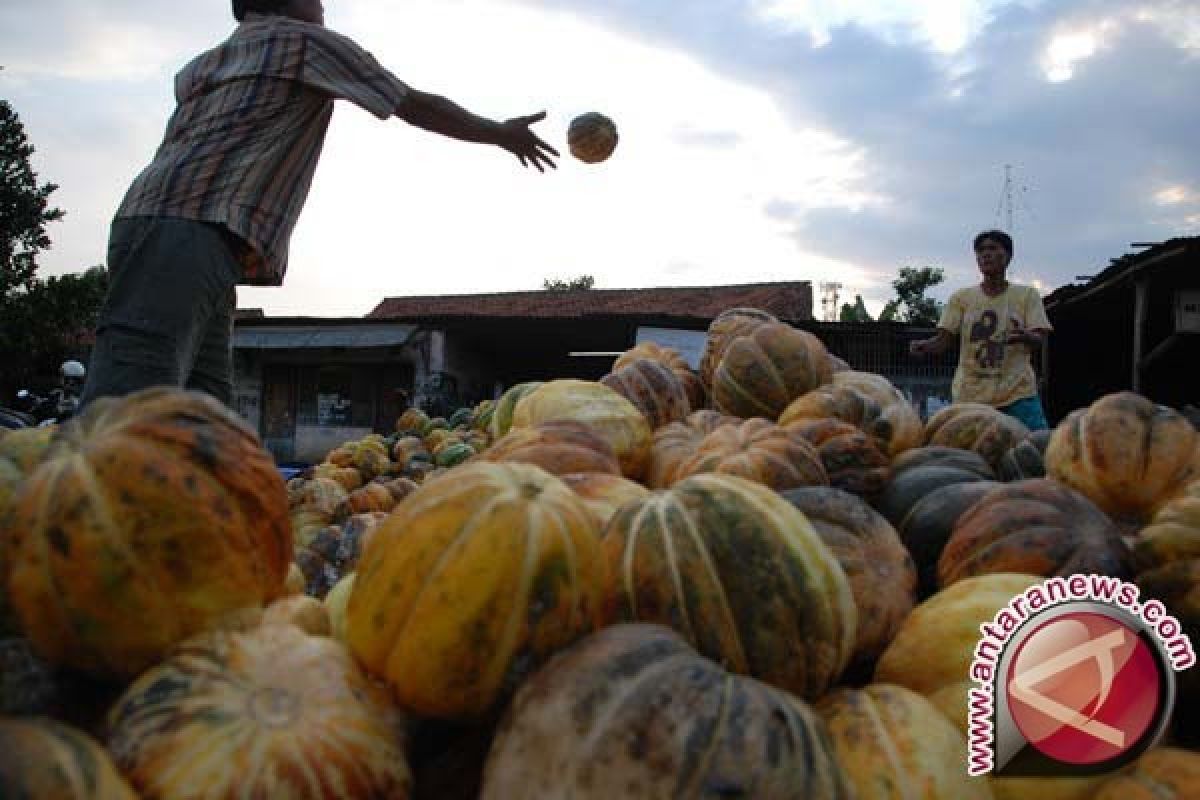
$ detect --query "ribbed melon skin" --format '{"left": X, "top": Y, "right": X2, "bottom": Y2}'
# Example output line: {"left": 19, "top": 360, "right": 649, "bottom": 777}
{"left": 1047, "top": 391, "right": 1200, "bottom": 524}
{"left": 107, "top": 624, "right": 410, "bottom": 799}
{"left": 817, "top": 683, "right": 992, "bottom": 800}
{"left": 5, "top": 387, "right": 291, "bottom": 681}
{"left": 346, "top": 461, "right": 605, "bottom": 719}
{"left": 600, "top": 357, "right": 691, "bottom": 430}
{"left": 481, "top": 624, "right": 852, "bottom": 800}
{"left": 511, "top": 379, "right": 652, "bottom": 480}
{"left": 601, "top": 473, "right": 856, "bottom": 700}
{"left": 711, "top": 323, "right": 832, "bottom": 420}
{"left": 0, "top": 717, "right": 138, "bottom": 800}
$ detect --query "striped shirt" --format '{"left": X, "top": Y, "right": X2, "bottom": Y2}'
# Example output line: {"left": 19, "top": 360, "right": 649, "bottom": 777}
{"left": 116, "top": 13, "right": 409, "bottom": 286}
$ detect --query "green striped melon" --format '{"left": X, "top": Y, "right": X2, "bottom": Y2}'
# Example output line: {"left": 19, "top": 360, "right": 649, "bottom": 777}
{"left": 601, "top": 473, "right": 856, "bottom": 699}
{"left": 489, "top": 382, "right": 544, "bottom": 440}
{"left": 482, "top": 624, "right": 850, "bottom": 799}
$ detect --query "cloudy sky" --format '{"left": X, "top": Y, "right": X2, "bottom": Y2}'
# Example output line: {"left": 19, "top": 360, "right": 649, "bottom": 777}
{"left": 2, "top": 0, "right": 1198, "bottom": 317}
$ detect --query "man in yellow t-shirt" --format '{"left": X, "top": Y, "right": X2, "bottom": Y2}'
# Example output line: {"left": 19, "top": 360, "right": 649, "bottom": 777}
{"left": 909, "top": 230, "right": 1052, "bottom": 430}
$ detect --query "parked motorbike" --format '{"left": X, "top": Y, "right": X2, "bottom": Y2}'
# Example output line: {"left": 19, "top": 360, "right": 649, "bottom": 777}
{"left": 0, "top": 389, "right": 78, "bottom": 429}
{"left": 0, "top": 405, "right": 37, "bottom": 430}
{"left": 1, "top": 361, "right": 87, "bottom": 430}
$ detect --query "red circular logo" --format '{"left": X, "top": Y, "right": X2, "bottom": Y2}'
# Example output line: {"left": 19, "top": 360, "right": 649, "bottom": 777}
{"left": 1005, "top": 611, "right": 1161, "bottom": 766}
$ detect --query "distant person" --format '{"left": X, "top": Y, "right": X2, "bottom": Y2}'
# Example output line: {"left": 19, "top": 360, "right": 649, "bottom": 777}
{"left": 909, "top": 230, "right": 1052, "bottom": 430}
{"left": 82, "top": 0, "right": 557, "bottom": 408}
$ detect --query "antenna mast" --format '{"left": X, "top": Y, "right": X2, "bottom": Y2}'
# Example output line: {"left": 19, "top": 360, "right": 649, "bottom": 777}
{"left": 995, "top": 164, "right": 1035, "bottom": 234}
{"left": 995, "top": 164, "right": 1014, "bottom": 233}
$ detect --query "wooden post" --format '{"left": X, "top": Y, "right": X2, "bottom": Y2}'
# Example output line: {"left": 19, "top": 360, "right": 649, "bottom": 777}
{"left": 1132, "top": 279, "right": 1148, "bottom": 393}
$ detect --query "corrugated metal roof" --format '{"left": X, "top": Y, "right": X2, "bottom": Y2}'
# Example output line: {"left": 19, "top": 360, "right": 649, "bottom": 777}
{"left": 1045, "top": 236, "right": 1200, "bottom": 311}
{"left": 233, "top": 323, "right": 416, "bottom": 349}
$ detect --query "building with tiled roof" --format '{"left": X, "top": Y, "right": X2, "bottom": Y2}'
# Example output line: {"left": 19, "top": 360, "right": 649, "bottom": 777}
{"left": 233, "top": 281, "right": 816, "bottom": 462}
{"left": 367, "top": 281, "right": 813, "bottom": 323}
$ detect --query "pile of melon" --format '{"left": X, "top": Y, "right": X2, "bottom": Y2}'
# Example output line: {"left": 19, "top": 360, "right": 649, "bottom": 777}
{"left": 1, "top": 308, "right": 1198, "bottom": 799}
{"left": 284, "top": 402, "right": 495, "bottom": 597}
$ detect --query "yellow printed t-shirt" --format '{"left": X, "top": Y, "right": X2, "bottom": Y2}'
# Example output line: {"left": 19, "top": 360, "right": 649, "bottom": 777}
{"left": 938, "top": 283, "right": 1052, "bottom": 407}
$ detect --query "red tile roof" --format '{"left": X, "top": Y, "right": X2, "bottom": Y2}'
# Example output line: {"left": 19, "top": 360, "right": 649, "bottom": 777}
{"left": 367, "top": 281, "right": 813, "bottom": 322}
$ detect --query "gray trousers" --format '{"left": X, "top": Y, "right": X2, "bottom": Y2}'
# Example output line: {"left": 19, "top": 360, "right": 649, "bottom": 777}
{"left": 81, "top": 217, "right": 240, "bottom": 408}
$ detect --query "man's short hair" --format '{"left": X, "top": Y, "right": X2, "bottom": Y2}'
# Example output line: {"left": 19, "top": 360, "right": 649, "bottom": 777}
{"left": 233, "top": 0, "right": 288, "bottom": 22}
{"left": 974, "top": 229, "right": 1013, "bottom": 257}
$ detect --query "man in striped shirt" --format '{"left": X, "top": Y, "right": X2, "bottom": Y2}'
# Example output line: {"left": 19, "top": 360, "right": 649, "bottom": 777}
{"left": 81, "top": 0, "right": 558, "bottom": 407}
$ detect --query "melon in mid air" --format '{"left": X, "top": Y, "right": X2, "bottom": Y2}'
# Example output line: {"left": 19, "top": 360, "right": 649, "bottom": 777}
{"left": 568, "top": 112, "right": 618, "bottom": 163}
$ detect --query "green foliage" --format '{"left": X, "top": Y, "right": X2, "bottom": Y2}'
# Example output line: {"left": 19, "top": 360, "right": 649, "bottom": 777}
{"left": 0, "top": 98, "right": 106, "bottom": 400}
{"left": 542, "top": 274, "right": 595, "bottom": 291}
{"left": 839, "top": 294, "right": 873, "bottom": 323}
{"left": 0, "top": 266, "right": 109, "bottom": 399}
{"left": 884, "top": 266, "right": 944, "bottom": 326}
{"left": 1, "top": 99, "right": 64, "bottom": 298}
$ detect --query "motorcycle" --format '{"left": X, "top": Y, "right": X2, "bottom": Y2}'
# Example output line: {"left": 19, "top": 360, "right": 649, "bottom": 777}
{"left": 0, "top": 406, "right": 37, "bottom": 430}
{"left": 0, "top": 388, "right": 80, "bottom": 429}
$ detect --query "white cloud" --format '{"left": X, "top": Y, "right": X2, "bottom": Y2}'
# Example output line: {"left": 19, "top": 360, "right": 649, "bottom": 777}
{"left": 1134, "top": 2, "right": 1200, "bottom": 50}
{"left": 1040, "top": 19, "right": 1122, "bottom": 82}
{"left": 1151, "top": 184, "right": 1200, "bottom": 234}
{"left": 1040, "top": 3, "right": 1200, "bottom": 83}
{"left": 232, "top": 0, "right": 879, "bottom": 314}
{"left": 26, "top": 23, "right": 181, "bottom": 82}
{"left": 6, "top": 0, "right": 1199, "bottom": 321}
{"left": 751, "top": 0, "right": 1000, "bottom": 53}
{"left": 1154, "top": 185, "right": 1196, "bottom": 206}
{"left": 0, "top": 3, "right": 225, "bottom": 83}
{"left": 3, "top": 0, "right": 871, "bottom": 314}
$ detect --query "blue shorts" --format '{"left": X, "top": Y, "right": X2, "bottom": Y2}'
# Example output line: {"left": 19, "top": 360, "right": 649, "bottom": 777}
{"left": 999, "top": 395, "right": 1049, "bottom": 431}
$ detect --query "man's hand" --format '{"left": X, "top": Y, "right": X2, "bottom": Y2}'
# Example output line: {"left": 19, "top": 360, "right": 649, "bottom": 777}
{"left": 1006, "top": 326, "right": 1043, "bottom": 347}
{"left": 397, "top": 92, "right": 558, "bottom": 171}
{"left": 496, "top": 112, "right": 559, "bottom": 172}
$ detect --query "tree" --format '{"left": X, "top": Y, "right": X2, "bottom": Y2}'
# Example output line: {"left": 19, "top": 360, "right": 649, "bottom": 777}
{"left": 542, "top": 274, "right": 595, "bottom": 291}
{"left": 883, "top": 266, "right": 944, "bottom": 326}
{"left": 839, "top": 294, "right": 873, "bottom": 323}
{"left": 0, "top": 266, "right": 108, "bottom": 399}
{"left": 1, "top": 99, "right": 64, "bottom": 298}
{"left": 0, "top": 98, "right": 108, "bottom": 399}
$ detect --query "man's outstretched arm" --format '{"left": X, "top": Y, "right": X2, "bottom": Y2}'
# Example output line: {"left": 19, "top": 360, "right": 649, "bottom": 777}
{"left": 396, "top": 89, "right": 559, "bottom": 171}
